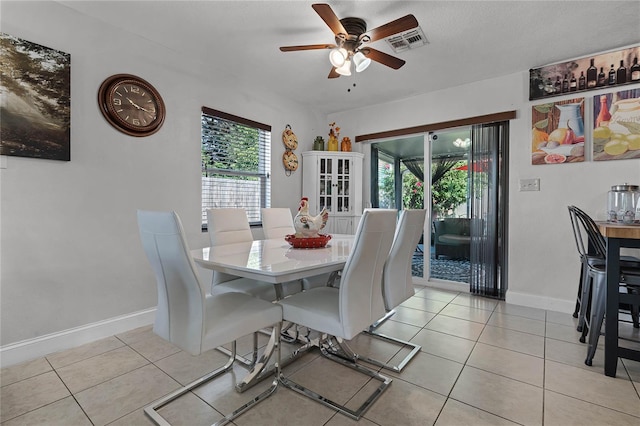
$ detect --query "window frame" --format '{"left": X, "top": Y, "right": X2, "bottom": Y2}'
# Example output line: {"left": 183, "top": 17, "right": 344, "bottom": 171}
{"left": 201, "top": 107, "right": 271, "bottom": 230}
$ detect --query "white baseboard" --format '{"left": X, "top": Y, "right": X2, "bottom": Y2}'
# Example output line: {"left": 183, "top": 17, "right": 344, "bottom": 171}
{"left": 413, "top": 276, "right": 470, "bottom": 293}
{"left": 506, "top": 290, "right": 574, "bottom": 314}
{"left": 425, "top": 279, "right": 470, "bottom": 293}
{"left": 419, "top": 278, "right": 574, "bottom": 313}
{"left": 0, "top": 291, "right": 573, "bottom": 368}
{"left": 0, "top": 308, "right": 156, "bottom": 368}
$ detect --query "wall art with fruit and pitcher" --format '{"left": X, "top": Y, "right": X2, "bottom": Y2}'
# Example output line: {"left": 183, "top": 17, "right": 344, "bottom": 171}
{"left": 593, "top": 88, "right": 640, "bottom": 161}
{"left": 531, "top": 97, "right": 585, "bottom": 165}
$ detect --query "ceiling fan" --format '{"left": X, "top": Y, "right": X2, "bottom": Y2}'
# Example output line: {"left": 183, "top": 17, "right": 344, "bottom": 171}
{"left": 279, "top": 3, "right": 418, "bottom": 78}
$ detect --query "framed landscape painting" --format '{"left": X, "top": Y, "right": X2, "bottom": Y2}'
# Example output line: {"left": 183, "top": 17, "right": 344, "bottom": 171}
{"left": 0, "top": 33, "right": 71, "bottom": 161}
{"left": 593, "top": 88, "right": 640, "bottom": 161}
{"left": 531, "top": 97, "right": 585, "bottom": 165}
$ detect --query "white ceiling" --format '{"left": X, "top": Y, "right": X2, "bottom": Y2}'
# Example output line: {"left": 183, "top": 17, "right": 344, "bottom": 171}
{"left": 58, "top": 1, "right": 640, "bottom": 115}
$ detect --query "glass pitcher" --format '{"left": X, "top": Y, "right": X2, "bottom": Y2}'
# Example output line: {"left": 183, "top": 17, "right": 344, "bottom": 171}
{"left": 607, "top": 184, "right": 640, "bottom": 224}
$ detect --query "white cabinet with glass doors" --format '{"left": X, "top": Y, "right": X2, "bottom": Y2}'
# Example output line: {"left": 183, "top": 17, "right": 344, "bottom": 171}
{"left": 302, "top": 151, "right": 363, "bottom": 235}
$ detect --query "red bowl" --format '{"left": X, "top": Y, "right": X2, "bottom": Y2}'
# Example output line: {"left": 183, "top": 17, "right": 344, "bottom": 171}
{"left": 285, "top": 234, "right": 332, "bottom": 248}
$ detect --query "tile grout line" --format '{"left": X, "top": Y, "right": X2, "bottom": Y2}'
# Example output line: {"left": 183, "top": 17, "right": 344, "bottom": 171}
{"left": 431, "top": 293, "right": 519, "bottom": 426}
{"left": 541, "top": 310, "right": 547, "bottom": 426}
{"left": 43, "top": 357, "right": 88, "bottom": 424}
{"left": 432, "top": 296, "right": 484, "bottom": 423}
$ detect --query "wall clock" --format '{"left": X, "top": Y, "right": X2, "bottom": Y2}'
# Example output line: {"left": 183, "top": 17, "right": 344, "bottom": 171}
{"left": 98, "top": 74, "right": 165, "bottom": 137}
{"left": 282, "top": 124, "right": 298, "bottom": 176}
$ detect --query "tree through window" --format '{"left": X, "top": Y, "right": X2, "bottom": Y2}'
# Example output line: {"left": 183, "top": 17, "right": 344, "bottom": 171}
{"left": 201, "top": 107, "right": 271, "bottom": 228}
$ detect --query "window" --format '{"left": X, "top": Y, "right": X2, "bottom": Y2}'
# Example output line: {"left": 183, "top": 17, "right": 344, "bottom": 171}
{"left": 201, "top": 107, "right": 271, "bottom": 229}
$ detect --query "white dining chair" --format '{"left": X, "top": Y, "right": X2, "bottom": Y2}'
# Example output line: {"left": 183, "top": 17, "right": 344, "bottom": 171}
{"left": 355, "top": 209, "right": 427, "bottom": 372}
{"left": 137, "top": 210, "right": 282, "bottom": 426}
{"left": 261, "top": 207, "right": 295, "bottom": 239}
{"left": 207, "top": 208, "right": 302, "bottom": 300}
{"left": 277, "top": 208, "right": 397, "bottom": 419}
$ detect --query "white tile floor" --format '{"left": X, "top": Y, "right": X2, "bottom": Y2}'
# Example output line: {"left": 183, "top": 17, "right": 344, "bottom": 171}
{"left": 2, "top": 286, "right": 640, "bottom": 425}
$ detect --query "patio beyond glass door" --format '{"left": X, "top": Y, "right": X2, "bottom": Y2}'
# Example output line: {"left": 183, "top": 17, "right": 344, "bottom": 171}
{"left": 371, "top": 146, "right": 424, "bottom": 279}
{"left": 430, "top": 129, "right": 472, "bottom": 284}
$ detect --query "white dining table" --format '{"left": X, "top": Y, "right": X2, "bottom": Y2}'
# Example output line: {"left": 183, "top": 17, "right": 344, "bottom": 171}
{"left": 190, "top": 234, "right": 356, "bottom": 392}
{"left": 191, "top": 234, "right": 355, "bottom": 284}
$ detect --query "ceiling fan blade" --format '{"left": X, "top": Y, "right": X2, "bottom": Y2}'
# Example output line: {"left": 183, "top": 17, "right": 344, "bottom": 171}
{"left": 364, "top": 48, "right": 406, "bottom": 69}
{"left": 312, "top": 3, "right": 347, "bottom": 35}
{"left": 365, "top": 14, "right": 418, "bottom": 42}
{"left": 280, "top": 44, "right": 336, "bottom": 52}
{"left": 328, "top": 68, "right": 340, "bottom": 79}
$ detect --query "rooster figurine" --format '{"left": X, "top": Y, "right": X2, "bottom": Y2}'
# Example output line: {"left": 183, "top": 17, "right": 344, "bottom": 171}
{"left": 294, "top": 197, "right": 329, "bottom": 238}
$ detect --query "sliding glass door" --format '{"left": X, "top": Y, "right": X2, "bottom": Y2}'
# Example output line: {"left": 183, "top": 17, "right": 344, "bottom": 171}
{"left": 370, "top": 121, "right": 509, "bottom": 299}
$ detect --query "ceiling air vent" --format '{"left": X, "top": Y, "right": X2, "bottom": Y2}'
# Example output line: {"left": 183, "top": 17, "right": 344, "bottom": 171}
{"left": 385, "top": 27, "right": 428, "bottom": 53}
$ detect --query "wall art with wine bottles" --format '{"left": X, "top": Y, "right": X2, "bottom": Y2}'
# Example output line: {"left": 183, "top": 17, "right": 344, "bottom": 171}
{"left": 593, "top": 88, "right": 640, "bottom": 161}
{"left": 531, "top": 97, "right": 585, "bottom": 165}
{"left": 529, "top": 44, "right": 640, "bottom": 101}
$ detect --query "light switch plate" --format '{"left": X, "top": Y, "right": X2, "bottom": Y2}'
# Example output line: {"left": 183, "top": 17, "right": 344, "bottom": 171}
{"left": 519, "top": 178, "right": 540, "bottom": 191}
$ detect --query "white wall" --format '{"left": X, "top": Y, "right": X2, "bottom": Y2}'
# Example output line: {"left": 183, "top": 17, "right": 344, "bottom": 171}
{"left": 0, "top": 1, "right": 324, "bottom": 353}
{"left": 330, "top": 73, "right": 640, "bottom": 312}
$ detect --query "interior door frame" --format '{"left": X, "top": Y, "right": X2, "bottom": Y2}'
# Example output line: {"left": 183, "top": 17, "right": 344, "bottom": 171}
{"left": 355, "top": 111, "right": 516, "bottom": 143}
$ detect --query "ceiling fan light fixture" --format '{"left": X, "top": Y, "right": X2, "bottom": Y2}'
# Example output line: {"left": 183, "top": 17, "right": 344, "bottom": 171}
{"left": 329, "top": 47, "right": 348, "bottom": 67}
{"left": 335, "top": 59, "right": 352, "bottom": 76}
{"left": 353, "top": 51, "right": 371, "bottom": 72}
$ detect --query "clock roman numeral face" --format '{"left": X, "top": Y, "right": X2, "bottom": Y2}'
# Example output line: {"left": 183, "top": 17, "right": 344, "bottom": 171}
{"left": 112, "top": 83, "right": 158, "bottom": 127}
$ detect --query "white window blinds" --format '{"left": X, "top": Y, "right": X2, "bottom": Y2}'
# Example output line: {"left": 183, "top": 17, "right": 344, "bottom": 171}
{"left": 201, "top": 107, "right": 271, "bottom": 228}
